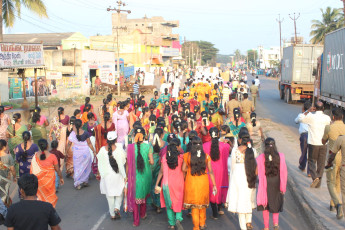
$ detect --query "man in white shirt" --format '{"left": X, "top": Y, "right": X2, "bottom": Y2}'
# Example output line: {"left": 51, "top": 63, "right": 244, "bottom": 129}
{"left": 175, "top": 76, "right": 181, "bottom": 91}
{"left": 298, "top": 101, "right": 331, "bottom": 188}
{"left": 295, "top": 101, "right": 312, "bottom": 175}
{"left": 254, "top": 76, "right": 260, "bottom": 87}
{"left": 160, "top": 81, "right": 169, "bottom": 94}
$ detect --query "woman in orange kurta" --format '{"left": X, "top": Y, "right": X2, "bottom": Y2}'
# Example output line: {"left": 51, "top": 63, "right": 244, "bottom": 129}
{"left": 30, "top": 139, "right": 64, "bottom": 208}
{"left": 182, "top": 137, "right": 217, "bottom": 230}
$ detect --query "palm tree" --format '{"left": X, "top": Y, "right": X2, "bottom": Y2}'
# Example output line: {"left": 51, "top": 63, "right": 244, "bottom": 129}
{"left": 234, "top": 49, "right": 241, "bottom": 62}
{"left": 0, "top": 0, "right": 48, "bottom": 41}
{"left": 310, "top": 7, "right": 343, "bottom": 44}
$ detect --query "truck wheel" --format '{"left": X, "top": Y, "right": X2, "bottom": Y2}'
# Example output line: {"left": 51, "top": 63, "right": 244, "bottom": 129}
{"left": 285, "top": 88, "right": 292, "bottom": 104}
{"left": 280, "top": 89, "right": 285, "bottom": 100}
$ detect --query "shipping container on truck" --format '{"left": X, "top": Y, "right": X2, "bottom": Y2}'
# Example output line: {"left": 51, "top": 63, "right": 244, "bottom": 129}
{"left": 316, "top": 27, "right": 345, "bottom": 111}
{"left": 279, "top": 44, "right": 323, "bottom": 103}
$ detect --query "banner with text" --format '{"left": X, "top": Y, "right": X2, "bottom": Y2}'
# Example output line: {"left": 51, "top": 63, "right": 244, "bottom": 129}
{"left": 0, "top": 43, "right": 44, "bottom": 68}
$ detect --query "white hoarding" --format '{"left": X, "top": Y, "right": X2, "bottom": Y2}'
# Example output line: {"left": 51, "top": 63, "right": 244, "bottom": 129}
{"left": 0, "top": 43, "right": 44, "bottom": 68}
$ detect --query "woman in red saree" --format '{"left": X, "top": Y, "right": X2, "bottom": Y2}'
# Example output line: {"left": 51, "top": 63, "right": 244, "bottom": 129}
{"left": 30, "top": 139, "right": 64, "bottom": 208}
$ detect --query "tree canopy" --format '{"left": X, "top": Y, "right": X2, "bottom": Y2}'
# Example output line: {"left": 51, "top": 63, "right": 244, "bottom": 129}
{"left": 310, "top": 7, "right": 343, "bottom": 44}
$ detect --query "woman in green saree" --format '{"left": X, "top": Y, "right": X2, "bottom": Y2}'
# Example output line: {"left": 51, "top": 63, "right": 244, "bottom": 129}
{"left": 7, "top": 113, "right": 27, "bottom": 157}
{"left": 29, "top": 107, "right": 49, "bottom": 144}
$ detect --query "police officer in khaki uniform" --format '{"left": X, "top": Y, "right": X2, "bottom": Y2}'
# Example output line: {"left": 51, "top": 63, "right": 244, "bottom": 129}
{"left": 250, "top": 80, "right": 259, "bottom": 108}
{"left": 323, "top": 108, "right": 345, "bottom": 219}
{"left": 241, "top": 93, "right": 254, "bottom": 123}
{"left": 226, "top": 94, "right": 241, "bottom": 118}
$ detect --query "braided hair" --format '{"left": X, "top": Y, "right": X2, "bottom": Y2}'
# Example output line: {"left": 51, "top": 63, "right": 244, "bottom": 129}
{"left": 135, "top": 127, "right": 146, "bottom": 173}
{"left": 166, "top": 138, "right": 180, "bottom": 170}
{"left": 103, "top": 112, "right": 111, "bottom": 139}
{"left": 38, "top": 139, "right": 48, "bottom": 161}
{"left": 32, "top": 107, "right": 41, "bottom": 124}
{"left": 74, "top": 119, "right": 83, "bottom": 142}
{"left": 149, "top": 103, "right": 155, "bottom": 115}
{"left": 67, "top": 116, "right": 76, "bottom": 137}
{"left": 239, "top": 131, "right": 257, "bottom": 189}
{"left": 264, "top": 138, "right": 280, "bottom": 177}
{"left": 84, "top": 104, "right": 92, "bottom": 113}
{"left": 181, "top": 120, "right": 188, "bottom": 145}
{"left": 209, "top": 127, "right": 220, "bottom": 161}
{"left": 149, "top": 114, "right": 156, "bottom": 127}
{"left": 21, "top": 131, "right": 31, "bottom": 161}
{"left": 0, "top": 106, "right": 4, "bottom": 126}
{"left": 173, "top": 120, "right": 181, "bottom": 134}
{"left": 12, "top": 113, "right": 21, "bottom": 137}
{"left": 153, "top": 128, "right": 164, "bottom": 153}
{"left": 102, "top": 99, "right": 109, "bottom": 115}
{"left": 107, "top": 138, "right": 119, "bottom": 173}
{"left": 233, "top": 108, "right": 241, "bottom": 127}
{"left": 201, "top": 111, "right": 209, "bottom": 132}
{"left": 84, "top": 97, "right": 91, "bottom": 112}
{"left": 186, "top": 130, "right": 198, "bottom": 153}
{"left": 188, "top": 112, "right": 196, "bottom": 131}
{"left": 190, "top": 137, "right": 206, "bottom": 176}
{"left": 58, "top": 107, "right": 64, "bottom": 123}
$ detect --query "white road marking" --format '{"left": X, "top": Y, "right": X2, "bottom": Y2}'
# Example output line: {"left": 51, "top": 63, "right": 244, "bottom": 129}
{"left": 91, "top": 212, "right": 107, "bottom": 230}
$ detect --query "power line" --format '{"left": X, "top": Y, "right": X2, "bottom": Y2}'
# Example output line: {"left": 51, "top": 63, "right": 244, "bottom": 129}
{"left": 14, "top": 14, "right": 56, "bottom": 33}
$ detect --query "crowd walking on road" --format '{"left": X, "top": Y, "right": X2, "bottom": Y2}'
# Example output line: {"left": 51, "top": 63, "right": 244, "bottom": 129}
{"left": 0, "top": 69, "right": 292, "bottom": 230}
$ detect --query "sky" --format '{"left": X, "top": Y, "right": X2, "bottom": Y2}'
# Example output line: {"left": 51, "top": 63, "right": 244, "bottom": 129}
{"left": 5, "top": 0, "right": 340, "bottom": 55}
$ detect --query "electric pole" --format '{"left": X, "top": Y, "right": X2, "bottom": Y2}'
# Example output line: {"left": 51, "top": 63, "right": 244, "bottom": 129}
{"left": 341, "top": 0, "right": 345, "bottom": 26}
{"left": 289, "top": 13, "right": 300, "bottom": 45}
{"left": 107, "top": 1, "right": 131, "bottom": 96}
{"left": 276, "top": 14, "right": 284, "bottom": 60}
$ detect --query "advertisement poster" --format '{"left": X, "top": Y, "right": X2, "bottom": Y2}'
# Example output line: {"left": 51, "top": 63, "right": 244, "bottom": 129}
{"left": 0, "top": 43, "right": 44, "bottom": 68}
{"left": 8, "top": 75, "right": 81, "bottom": 99}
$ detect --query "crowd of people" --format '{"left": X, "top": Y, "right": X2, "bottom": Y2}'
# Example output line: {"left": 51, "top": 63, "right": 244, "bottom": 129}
{"left": 0, "top": 69, "right": 290, "bottom": 230}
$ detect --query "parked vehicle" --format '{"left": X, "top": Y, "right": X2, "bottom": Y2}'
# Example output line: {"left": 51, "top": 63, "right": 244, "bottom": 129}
{"left": 315, "top": 27, "right": 345, "bottom": 112}
{"left": 279, "top": 44, "right": 323, "bottom": 103}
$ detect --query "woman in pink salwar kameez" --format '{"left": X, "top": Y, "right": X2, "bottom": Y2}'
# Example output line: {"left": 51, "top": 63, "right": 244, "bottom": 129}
{"left": 112, "top": 101, "right": 129, "bottom": 146}
{"left": 256, "top": 138, "right": 287, "bottom": 230}
{"left": 203, "top": 127, "right": 230, "bottom": 219}
{"left": 155, "top": 138, "right": 185, "bottom": 229}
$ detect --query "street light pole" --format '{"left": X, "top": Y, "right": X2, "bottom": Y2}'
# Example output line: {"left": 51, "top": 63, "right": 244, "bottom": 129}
{"left": 276, "top": 14, "right": 284, "bottom": 59}
{"left": 289, "top": 13, "right": 300, "bottom": 45}
{"left": 107, "top": 1, "right": 131, "bottom": 96}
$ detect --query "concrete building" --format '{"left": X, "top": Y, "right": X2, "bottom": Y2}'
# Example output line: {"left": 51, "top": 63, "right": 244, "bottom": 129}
{"left": 101, "top": 13, "right": 181, "bottom": 67}
{"left": 256, "top": 46, "right": 281, "bottom": 69}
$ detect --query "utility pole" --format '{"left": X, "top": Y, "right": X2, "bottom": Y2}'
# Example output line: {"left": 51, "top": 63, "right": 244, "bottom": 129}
{"left": 107, "top": 1, "right": 131, "bottom": 96}
{"left": 276, "top": 14, "right": 284, "bottom": 60}
{"left": 289, "top": 13, "right": 300, "bottom": 45}
{"left": 341, "top": 0, "right": 345, "bottom": 26}
{"left": 191, "top": 43, "right": 194, "bottom": 68}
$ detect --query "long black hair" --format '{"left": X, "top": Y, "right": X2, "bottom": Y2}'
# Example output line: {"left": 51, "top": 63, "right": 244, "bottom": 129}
{"left": 181, "top": 120, "right": 188, "bottom": 145}
{"left": 32, "top": 107, "right": 41, "bottom": 123}
{"left": 67, "top": 116, "right": 76, "bottom": 137}
{"left": 12, "top": 113, "right": 21, "bottom": 137}
{"left": 149, "top": 114, "right": 157, "bottom": 127}
{"left": 84, "top": 97, "right": 91, "bottom": 112}
{"left": 186, "top": 130, "right": 198, "bottom": 152}
{"left": 173, "top": 120, "right": 181, "bottom": 133}
{"left": 166, "top": 138, "right": 180, "bottom": 170}
{"left": 264, "top": 138, "right": 280, "bottom": 177}
{"left": 188, "top": 112, "right": 196, "bottom": 131}
{"left": 233, "top": 108, "right": 241, "bottom": 127}
{"left": 149, "top": 103, "right": 155, "bottom": 115}
{"left": 38, "top": 139, "right": 48, "bottom": 161}
{"left": 102, "top": 98, "right": 109, "bottom": 115}
{"left": 135, "top": 127, "right": 146, "bottom": 174}
{"left": 74, "top": 119, "right": 83, "bottom": 142}
{"left": 239, "top": 131, "right": 257, "bottom": 189}
{"left": 0, "top": 106, "right": 4, "bottom": 126}
{"left": 250, "top": 112, "right": 257, "bottom": 127}
{"left": 21, "top": 131, "right": 31, "bottom": 161}
{"left": 107, "top": 138, "right": 119, "bottom": 173}
{"left": 209, "top": 127, "right": 220, "bottom": 161}
{"left": 153, "top": 128, "right": 164, "bottom": 154}
{"left": 58, "top": 107, "right": 64, "bottom": 123}
{"left": 201, "top": 111, "right": 209, "bottom": 131}
{"left": 103, "top": 112, "right": 111, "bottom": 139}
{"left": 190, "top": 137, "right": 206, "bottom": 176}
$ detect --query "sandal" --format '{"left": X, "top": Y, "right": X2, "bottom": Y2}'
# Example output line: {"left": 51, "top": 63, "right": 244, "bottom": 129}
{"left": 142, "top": 214, "right": 147, "bottom": 220}
{"left": 168, "top": 226, "right": 175, "bottom": 229}
{"left": 274, "top": 225, "right": 280, "bottom": 230}
{"left": 210, "top": 216, "right": 218, "bottom": 220}
{"left": 76, "top": 185, "right": 82, "bottom": 190}
{"left": 115, "top": 210, "right": 121, "bottom": 219}
{"left": 218, "top": 210, "right": 225, "bottom": 215}
{"left": 176, "top": 220, "right": 184, "bottom": 230}
{"left": 156, "top": 207, "right": 162, "bottom": 214}
{"left": 246, "top": 223, "right": 253, "bottom": 230}
{"left": 111, "top": 216, "right": 116, "bottom": 220}
{"left": 200, "top": 224, "right": 207, "bottom": 230}
{"left": 82, "top": 182, "right": 89, "bottom": 187}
